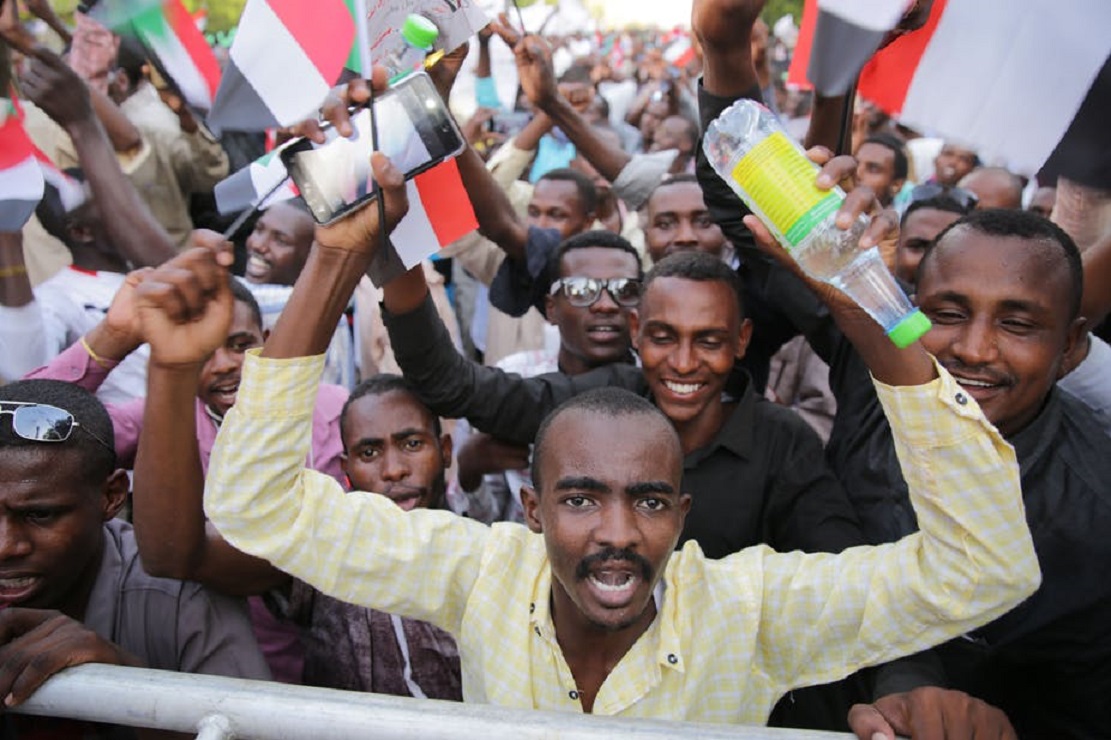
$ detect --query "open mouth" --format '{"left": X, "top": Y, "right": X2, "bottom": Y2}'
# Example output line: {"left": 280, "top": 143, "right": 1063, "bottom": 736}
{"left": 585, "top": 568, "right": 641, "bottom": 607}
{"left": 950, "top": 373, "right": 1007, "bottom": 400}
{"left": 662, "top": 380, "right": 706, "bottom": 397}
{"left": 209, "top": 383, "right": 239, "bottom": 405}
{"left": 382, "top": 487, "right": 424, "bottom": 511}
{"left": 586, "top": 325, "right": 623, "bottom": 342}
{"left": 245, "top": 254, "right": 271, "bottom": 280}
{"left": 0, "top": 575, "right": 41, "bottom": 605}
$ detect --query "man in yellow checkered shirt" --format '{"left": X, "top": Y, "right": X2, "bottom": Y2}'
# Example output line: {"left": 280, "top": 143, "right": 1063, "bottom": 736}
{"left": 163, "top": 146, "right": 1038, "bottom": 729}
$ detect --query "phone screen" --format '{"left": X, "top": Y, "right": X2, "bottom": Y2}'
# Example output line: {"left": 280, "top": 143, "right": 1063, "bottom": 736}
{"left": 284, "top": 73, "right": 464, "bottom": 224}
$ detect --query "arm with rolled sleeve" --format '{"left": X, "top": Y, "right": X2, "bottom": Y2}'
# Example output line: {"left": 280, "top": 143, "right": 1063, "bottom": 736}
{"left": 204, "top": 352, "right": 490, "bottom": 636}
{"left": 748, "top": 368, "right": 1040, "bottom": 691}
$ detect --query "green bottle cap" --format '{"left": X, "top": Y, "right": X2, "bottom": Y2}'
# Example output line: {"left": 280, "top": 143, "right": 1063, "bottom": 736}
{"left": 886, "top": 309, "right": 932, "bottom": 349}
{"left": 401, "top": 15, "right": 439, "bottom": 50}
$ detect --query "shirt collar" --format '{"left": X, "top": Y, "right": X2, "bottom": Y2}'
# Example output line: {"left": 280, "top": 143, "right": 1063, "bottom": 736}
{"left": 1008, "top": 388, "right": 1061, "bottom": 472}
{"left": 528, "top": 565, "right": 684, "bottom": 674}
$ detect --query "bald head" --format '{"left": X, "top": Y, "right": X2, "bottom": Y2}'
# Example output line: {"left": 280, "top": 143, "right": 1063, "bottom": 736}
{"left": 959, "top": 167, "right": 1024, "bottom": 210}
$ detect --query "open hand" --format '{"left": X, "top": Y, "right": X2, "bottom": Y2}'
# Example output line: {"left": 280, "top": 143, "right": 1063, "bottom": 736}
{"left": 0, "top": 609, "right": 139, "bottom": 707}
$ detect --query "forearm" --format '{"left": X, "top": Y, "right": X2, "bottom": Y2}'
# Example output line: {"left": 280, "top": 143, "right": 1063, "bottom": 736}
{"left": 457, "top": 146, "right": 528, "bottom": 262}
{"left": 805, "top": 94, "right": 853, "bottom": 153}
{"left": 205, "top": 352, "right": 485, "bottom": 631}
{"left": 762, "top": 368, "right": 1040, "bottom": 688}
{"left": 133, "top": 364, "right": 209, "bottom": 578}
{"left": 88, "top": 88, "right": 142, "bottom": 154}
{"left": 1081, "top": 228, "right": 1111, "bottom": 326}
{"left": 513, "top": 111, "right": 553, "bottom": 153}
{"left": 263, "top": 246, "right": 367, "bottom": 359}
{"left": 476, "top": 38, "right": 493, "bottom": 78}
{"left": 540, "top": 96, "right": 630, "bottom": 182}
{"left": 65, "top": 118, "right": 177, "bottom": 266}
{"left": 0, "top": 233, "right": 32, "bottom": 307}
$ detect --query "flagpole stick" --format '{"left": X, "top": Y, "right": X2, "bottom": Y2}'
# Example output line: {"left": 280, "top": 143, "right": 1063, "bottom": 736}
{"left": 350, "top": 0, "right": 387, "bottom": 251}
{"left": 221, "top": 176, "right": 291, "bottom": 240}
{"left": 508, "top": 0, "right": 527, "bottom": 34}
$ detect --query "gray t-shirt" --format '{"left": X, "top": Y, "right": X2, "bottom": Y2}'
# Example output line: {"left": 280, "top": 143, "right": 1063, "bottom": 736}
{"left": 4, "top": 520, "right": 270, "bottom": 739}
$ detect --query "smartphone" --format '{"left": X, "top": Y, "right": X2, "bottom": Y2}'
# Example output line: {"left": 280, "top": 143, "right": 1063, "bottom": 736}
{"left": 281, "top": 73, "right": 465, "bottom": 225}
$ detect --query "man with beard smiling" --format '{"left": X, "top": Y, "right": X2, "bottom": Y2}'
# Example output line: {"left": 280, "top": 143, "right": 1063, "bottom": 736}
{"left": 199, "top": 150, "right": 1039, "bottom": 724}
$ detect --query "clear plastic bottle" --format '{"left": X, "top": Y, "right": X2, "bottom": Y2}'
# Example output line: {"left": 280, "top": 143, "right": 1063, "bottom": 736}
{"left": 703, "top": 99, "right": 931, "bottom": 348}
{"left": 380, "top": 15, "right": 440, "bottom": 85}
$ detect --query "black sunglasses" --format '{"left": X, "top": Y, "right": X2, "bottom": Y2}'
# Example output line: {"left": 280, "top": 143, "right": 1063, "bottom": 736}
{"left": 0, "top": 402, "right": 114, "bottom": 452}
{"left": 549, "top": 277, "right": 642, "bottom": 308}
{"left": 909, "top": 183, "right": 979, "bottom": 211}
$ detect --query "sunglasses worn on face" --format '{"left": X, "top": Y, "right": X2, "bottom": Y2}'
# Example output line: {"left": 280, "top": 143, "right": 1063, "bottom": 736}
{"left": 549, "top": 277, "right": 642, "bottom": 308}
{"left": 0, "top": 402, "right": 114, "bottom": 452}
{"left": 910, "top": 183, "right": 979, "bottom": 211}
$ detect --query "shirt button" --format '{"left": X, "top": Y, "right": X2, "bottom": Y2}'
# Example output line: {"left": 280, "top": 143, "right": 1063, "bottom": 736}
{"left": 569, "top": 690, "right": 579, "bottom": 700}
{"left": 667, "top": 654, "right": 678, "bottom": 665}
{"left": 529, "top": 602, "right": 535, "bottom": 614}
{"left": 955, "top": 392, "right": 968, "bottom": 405}
{"left": 534, "top": 626, "right": 541, "bottom": 636}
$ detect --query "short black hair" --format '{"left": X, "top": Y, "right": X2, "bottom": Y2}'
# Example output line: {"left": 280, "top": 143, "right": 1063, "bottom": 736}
{"left": 552, "top": 230, "right": 644, "bottom": 279}
{"left": 558, "top": 63, "right": 594, "bottom": 86}
{"left": 645, "top": 173, "right": 700, "bottom": 207}
{"left": 339, "top": 374, "right": 441, "bottom": 450}
{"left": 0, "top": 379, "right": 116, "bottom": 481}
{"left": 863, "top": 133, "right": 909, "bottom": 181}
{"left": 901, "top": 194, "right": 972, "bottom": 228}
{"left": 229, "top": 278, "right": 264, "bottom": 331}
{"left": 531, "top": 387, "right": 676, "bottom": 490}
{"left": 925, "top": 208, "right": 1084, "bottom": 320}
{"left": 536, "top": 168, "right": 598, "bottom": 216}
{"left": 644, "top": 250, "right": 745, "bottom": 319}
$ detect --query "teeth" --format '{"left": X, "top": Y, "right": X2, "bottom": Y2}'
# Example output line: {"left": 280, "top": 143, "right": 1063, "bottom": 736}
{"left": 247, "top": 255, "right": 269, "bottom": 270}
{"left": 664, "top": 381, "right": 703, "bottom": 395}
{"left": 957, "top": 379, "right": 995, "bottom": 388}
{"left": 589, "top": 572, "right": 636, "bottom": 592}
{"left": 0, "top": 577, "right": 35, "bottom": 589}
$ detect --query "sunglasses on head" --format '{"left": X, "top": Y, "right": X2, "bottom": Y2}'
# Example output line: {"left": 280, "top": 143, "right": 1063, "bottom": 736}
{"left": 910, "top": 183, "right": 979, "bottom": 211}
{"left": 0, "top": 402, "right": 114, "bottom": 452}
{"left": 549, "top": 277, "right": 642, "bottom": 308}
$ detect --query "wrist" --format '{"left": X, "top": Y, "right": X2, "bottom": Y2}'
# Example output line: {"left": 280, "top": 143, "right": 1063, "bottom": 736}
{"left": 86, "top": 322, "right": 141, "bottom": 363}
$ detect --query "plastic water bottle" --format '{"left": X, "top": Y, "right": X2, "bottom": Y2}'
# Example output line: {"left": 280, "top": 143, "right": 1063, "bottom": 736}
{"left": 380, "top": 15, "right": 440, "bottom": 85}
{"left": 703, "top": 99, "right": 931, "bottom": 348}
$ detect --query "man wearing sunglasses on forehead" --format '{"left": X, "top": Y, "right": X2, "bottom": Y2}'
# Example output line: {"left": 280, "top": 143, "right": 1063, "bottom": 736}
{"left": 0, "top": 381, "right": 268, "bottom": 738}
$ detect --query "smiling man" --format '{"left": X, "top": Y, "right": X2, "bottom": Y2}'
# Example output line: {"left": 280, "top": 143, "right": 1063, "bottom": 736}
{"left": 389, "top": 250, "right": 862, "bottom": 559}
{"left": 199, "top": 160, "right": 1039, "bottom": 725}
{"left": 242, "top": 201, "right": 315, "bottom": 285}
{"left": 822, "top": 209, "right": 1111, "bottom": 737}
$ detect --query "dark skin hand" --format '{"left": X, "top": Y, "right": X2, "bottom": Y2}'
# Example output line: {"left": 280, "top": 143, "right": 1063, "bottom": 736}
{"left": 0, "top": 608, "right": 143, "bottom": 707}
{"left": 456, "top": 432, "right": 531, "bottom": 492}
{"left": 849, "top": 686, "right": 1017, "bottom": 740}
{"left": 20, "top": 47, "right": 176, "bottom": 267}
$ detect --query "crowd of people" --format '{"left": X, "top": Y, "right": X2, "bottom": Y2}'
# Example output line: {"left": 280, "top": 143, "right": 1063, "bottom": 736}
{"left": 1, "top": 0, "right": 1110, "bottom": 738}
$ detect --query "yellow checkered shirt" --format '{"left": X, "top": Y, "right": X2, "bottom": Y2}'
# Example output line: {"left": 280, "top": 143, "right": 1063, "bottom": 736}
{"left": 206, "top": 352, "right": 1039, "bottom": 725}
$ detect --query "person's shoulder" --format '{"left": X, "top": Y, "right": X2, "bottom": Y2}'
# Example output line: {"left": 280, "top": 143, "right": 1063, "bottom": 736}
{"left": 1052, "top": 392, "right": 1111, "bottom": 488}
{"left": 106, "top": 520, "right": 194, "bottom": 601}
{"left": 751, "top": 391, "right": 827, "bottom": 447}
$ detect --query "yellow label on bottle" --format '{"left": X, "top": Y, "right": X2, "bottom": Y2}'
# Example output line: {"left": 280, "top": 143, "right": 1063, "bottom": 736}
{"left": 730, "top": 132, "right": 842, "bottom": 248}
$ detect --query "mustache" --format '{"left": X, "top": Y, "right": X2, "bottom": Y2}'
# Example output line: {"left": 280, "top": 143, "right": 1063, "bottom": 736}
{"left": 939, "top": 359, "right": 1013, "bottom": 386}
{"left": 575, "top": 548, "right": 653, "bottom": 582}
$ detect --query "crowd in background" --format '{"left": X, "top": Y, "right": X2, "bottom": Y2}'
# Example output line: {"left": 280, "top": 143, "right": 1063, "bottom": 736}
{"left": 1, "top": 1, "right": 1110, "bottom": 738}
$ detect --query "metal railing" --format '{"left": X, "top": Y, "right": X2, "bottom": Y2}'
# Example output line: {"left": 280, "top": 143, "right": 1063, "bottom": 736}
{"left": 11, "top": 664, "right": 853, "bottom": 739}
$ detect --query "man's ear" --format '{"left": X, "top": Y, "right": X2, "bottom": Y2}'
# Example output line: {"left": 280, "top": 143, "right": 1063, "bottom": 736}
{"left": 545, "top": 294, "right": 557, "bottom": 325}
{"left": 734, "top": 317, "right": 754, "bottom": 361}
{"left": 628, "top": 309, "right": 641, "bottom": 352}
{"left": 262, "top": 328, "right": 271, "bottom": 341}
{"left": 890, "top": 177, "right": 907, "bottom": 203}
{"left": 521, "top": 485, "right": 543, "bottom": 533}
{"left": 1059, "top": 319, "right": 1089, "bottom": 378}
{"left": 102, "top": 470, "right": 130, "bottom": 521}
{"left": 679, "top": 492, "right": 692, "bottom": 518}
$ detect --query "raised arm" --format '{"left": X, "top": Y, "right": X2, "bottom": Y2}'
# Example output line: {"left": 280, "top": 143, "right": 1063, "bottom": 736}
{"left": 381, "top": 265, "right": 644, "bottom": 445}
{"left": 21, "top": 47, "right": 177, "bottom": 267}
{"left": 203, "top": 141, "right": 488, "bottom": 632}
{"left": 130, "top": 241, "right": 288, "bottom": 596}
{"left": 492, "top": 24, "right": 631, "bottom": 185}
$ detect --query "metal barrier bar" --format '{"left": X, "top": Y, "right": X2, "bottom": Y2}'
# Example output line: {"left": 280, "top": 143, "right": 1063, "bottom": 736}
{"left": 10, "top": 664, "right": 853, "bottom": 739}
